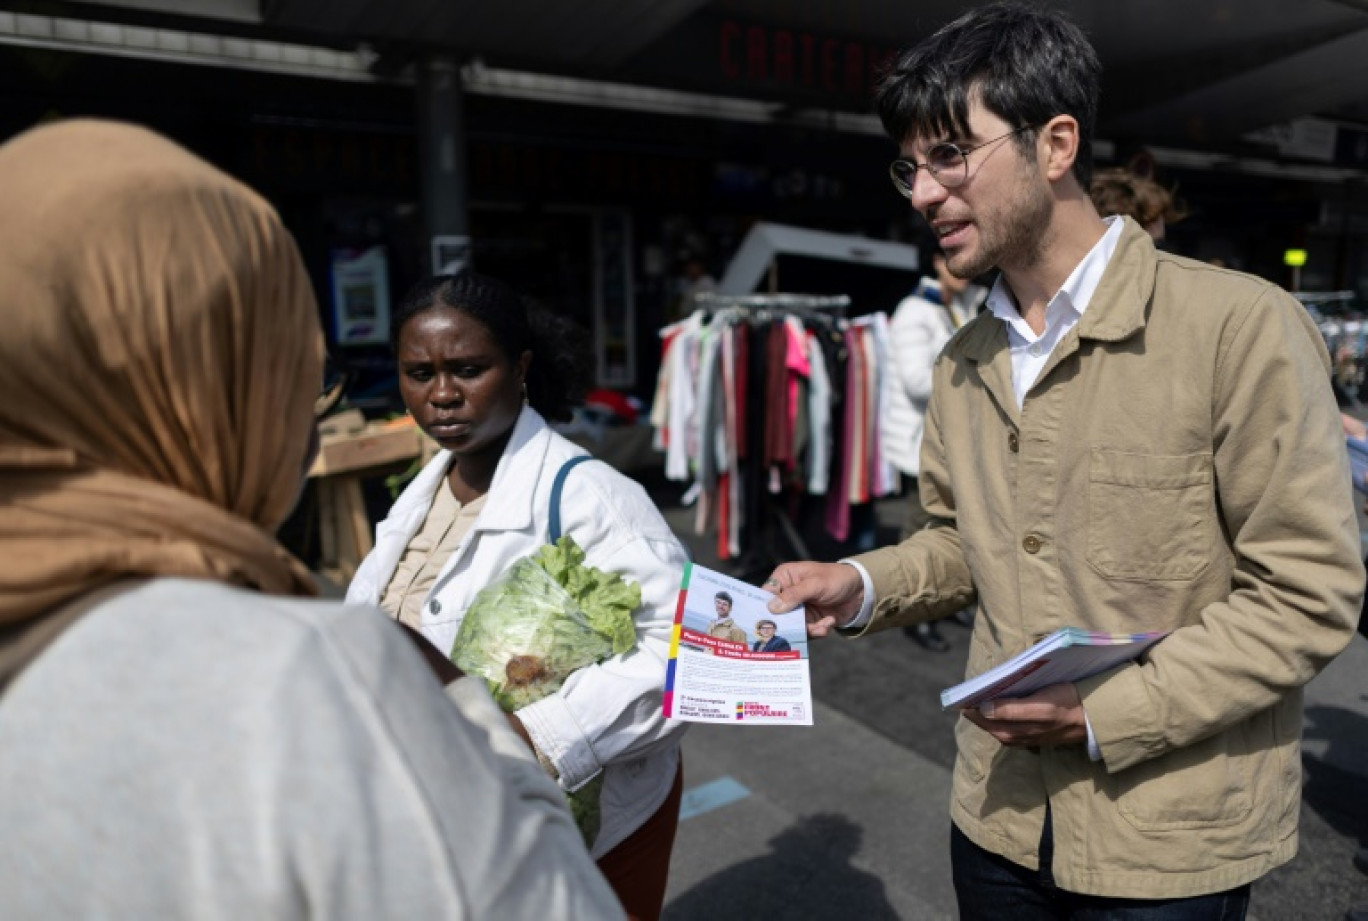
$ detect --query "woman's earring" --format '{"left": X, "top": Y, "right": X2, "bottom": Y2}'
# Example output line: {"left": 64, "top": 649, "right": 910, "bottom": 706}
{"left": 521, "top": 382, "right": 529, "bottom": 405}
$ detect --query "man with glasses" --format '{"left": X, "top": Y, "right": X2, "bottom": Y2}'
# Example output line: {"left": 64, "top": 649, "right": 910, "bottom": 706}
{"left": 765, "top": 3, "right": 1362, "bottom": 917}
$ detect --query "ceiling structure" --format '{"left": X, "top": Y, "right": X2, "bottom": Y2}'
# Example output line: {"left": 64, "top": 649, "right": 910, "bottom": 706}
{"left": 53, "top": 0, "right": 1368, "bottom": 165}
{"left": 261, "top": 0, "right": 714, "bottom": 71}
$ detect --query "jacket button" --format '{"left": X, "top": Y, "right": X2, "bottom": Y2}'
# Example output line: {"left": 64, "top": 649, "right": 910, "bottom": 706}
{"left": 1008, "top": 432, "right": 1020, "bottom": 453}
{"left": 429, "top": 599, "right": 442, "bottom": 615}
{"left": 1022, "top": 535, "right": 1042, "bottom": 554}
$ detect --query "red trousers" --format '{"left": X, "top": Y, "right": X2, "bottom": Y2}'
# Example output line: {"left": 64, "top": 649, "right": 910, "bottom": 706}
{"left": 595, "top": 762, "right": 684, "bottom": 921}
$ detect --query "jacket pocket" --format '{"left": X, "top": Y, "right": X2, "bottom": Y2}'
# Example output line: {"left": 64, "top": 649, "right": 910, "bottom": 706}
{"left": 1111, "top": 729, "right": 1252, "bottom": 831}
{"left": 954, "top": 711, "right": 998, "bottom": 787}
{"left": 955, "top": 630, "right": 998, "bottom": 784}
{"left": 1086, "top": 450, "right": 1215, "bottom": 581}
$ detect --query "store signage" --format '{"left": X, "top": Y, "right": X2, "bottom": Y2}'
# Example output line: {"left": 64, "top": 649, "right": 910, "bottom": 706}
{"left": 329, "top": 246, "right": 391, "bottom": 347}
{"left": 717, "top": 19, "right": 897, "bottom": 100}
{"left": 248, "top": 125, "right": 414, "bottom": 192}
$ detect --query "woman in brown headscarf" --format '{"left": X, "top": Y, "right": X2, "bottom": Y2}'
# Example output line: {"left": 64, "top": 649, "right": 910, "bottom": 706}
{"left": 0, "top": 121, "right": 621, "bottom": 919}
{"left": 0, "top": 122, "right": 323, "bottom": 672}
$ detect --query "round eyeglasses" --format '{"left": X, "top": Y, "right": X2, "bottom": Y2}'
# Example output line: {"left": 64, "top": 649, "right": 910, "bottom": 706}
{"left": 888, "top": 124, "right": 1037, "bottom": 198}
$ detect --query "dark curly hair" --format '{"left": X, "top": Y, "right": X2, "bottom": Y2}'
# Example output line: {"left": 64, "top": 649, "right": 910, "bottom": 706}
{"left": 389, "top": 272, "right": 592, "bottom": 423}
{"left": 1090, "top": 167, "right": 1188, "bottom": 228}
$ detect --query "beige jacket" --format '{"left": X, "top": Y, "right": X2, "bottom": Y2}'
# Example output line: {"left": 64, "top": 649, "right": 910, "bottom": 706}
{"left": 852, "top": 218, "right": 1363, "bottom": 898}
{"left": 708, "top": 619, "right": 747, "bottom": 645}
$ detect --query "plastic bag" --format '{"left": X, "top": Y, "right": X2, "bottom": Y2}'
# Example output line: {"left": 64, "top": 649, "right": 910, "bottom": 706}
{"left": 449, "top": 535, "right": 641, "bottom": 847}
{"left": 450, "top": 554, "right": 613, "bottom": 711}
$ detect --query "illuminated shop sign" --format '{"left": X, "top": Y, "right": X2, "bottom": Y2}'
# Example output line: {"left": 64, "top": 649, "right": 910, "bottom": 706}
{"left": 246, "top": 124, "right": 415, "bottom": 193}
{"left": 716, "top": 19, "right": 897, "bottom": 101}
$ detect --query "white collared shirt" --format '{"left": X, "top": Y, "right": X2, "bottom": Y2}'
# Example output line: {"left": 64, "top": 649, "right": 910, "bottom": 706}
{"left": 985, "top": 215, "right": 1124, "bottom": 409}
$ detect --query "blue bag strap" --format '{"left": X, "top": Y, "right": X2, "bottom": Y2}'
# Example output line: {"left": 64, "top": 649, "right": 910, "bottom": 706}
{"left": 548, "top": 454, "right": 595, "bottom": 545}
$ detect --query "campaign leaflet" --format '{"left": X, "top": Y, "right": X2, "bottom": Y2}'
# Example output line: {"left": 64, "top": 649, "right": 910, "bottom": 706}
{"left": 939, "top": 627, "right": 1168, "bottom": 710}
{"left": 662, "top": 561, "right": 813, "bottom": 726}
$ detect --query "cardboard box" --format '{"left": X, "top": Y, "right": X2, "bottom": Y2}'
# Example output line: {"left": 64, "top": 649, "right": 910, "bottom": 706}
{"left": 309, "top": 420, "right": 422, "bottom": 477}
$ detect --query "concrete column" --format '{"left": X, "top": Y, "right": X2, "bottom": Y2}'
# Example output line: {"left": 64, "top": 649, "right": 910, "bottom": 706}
{"left": 416, "top": 55, "right": 469, "bottom": 272}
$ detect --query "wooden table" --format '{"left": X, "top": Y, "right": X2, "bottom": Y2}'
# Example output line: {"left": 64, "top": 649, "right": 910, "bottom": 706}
{"left": 308, "top": 417, "right": 434, "bottom": 585}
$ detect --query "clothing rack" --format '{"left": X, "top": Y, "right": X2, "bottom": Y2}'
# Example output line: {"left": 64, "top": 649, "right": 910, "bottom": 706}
{"left": 1303, "top": 293, "right": 1368, "bottom": 406}
{"left": 652, "top": 292, "right": 895, "bottom": 582}
{"left": 693, "top": 292, "right": 850, "bottom": 326}
{"left": 699, "top": 294, "right": 849, "bottom": 576}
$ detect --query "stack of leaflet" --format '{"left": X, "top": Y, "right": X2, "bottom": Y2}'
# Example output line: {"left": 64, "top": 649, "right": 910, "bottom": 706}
{"left": 940, "top": 627, "right": 1168, "bottom": 710}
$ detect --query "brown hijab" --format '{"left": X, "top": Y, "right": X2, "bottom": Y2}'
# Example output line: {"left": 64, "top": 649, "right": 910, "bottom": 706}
{"left": 0, "top": 120, "right": 322, "bottom": 689}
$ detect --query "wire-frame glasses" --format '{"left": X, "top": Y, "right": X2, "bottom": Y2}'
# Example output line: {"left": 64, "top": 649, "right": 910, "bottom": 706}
{"left": 888, "top": 124, "right": 1037, "bottom": 198}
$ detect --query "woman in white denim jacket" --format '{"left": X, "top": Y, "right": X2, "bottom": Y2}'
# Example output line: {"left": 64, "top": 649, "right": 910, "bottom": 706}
{"left": 347, "top": 272, "right": 689, "bottom": 921}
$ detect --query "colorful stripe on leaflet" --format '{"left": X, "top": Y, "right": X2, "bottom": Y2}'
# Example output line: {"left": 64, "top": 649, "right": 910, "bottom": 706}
{"left": 663, "top": 636, "right": 680, "bottom": 718}
{"left": 662, "top": 562, "right": 692, "bottom": 719}
{"left": 669, "top": 562, "right": 692, "bottom": 645}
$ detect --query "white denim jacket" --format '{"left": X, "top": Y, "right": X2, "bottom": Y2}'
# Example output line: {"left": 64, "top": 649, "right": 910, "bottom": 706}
{"left": 348, "top": 407, "right": 689, "bottom": 858}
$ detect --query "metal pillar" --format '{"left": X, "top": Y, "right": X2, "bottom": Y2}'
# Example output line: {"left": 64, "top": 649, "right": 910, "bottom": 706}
{"left": 416, "top": 55, "right": 470, "bottom": 273}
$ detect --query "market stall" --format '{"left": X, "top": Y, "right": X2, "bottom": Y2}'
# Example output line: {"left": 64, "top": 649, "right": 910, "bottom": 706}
{"left": 307, "top": 411, "right": 434, "bottom": 584}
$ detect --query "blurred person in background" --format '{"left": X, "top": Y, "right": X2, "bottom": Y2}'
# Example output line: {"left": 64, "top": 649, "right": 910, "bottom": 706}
{"left": 669, "top": 250, "right": 718, "bottom": 322}
{"left": 1090, "top": 165, "right": 1187, "bottom": 245}
{"left": 765, "top": 3, "right": 1362, "bottom": 917}
{"left": 0, "top": 121, "right": 620, "bottom": 918}
{"left": 347, "top": 271, "right": 689, "bottom": 921}
{"left": 881, "top": 239, "right": 987, "bottom": 653}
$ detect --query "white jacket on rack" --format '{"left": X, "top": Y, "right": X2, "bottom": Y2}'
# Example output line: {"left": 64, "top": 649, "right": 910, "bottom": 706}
{"left": 881, "top": 277, "right": 985, "bottom": 476}
{"left": 348, "top": 406, "right": 690, "bottom": 858}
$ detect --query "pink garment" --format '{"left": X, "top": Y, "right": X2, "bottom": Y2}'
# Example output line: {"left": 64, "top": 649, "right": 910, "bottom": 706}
{"left": 784, "top": 317, "right": 811, "bottom": 470}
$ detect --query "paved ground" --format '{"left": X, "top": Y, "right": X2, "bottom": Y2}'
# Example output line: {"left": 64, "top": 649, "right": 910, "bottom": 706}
{"left": 644, "top": 474, "right": 1368, "bottom": 921}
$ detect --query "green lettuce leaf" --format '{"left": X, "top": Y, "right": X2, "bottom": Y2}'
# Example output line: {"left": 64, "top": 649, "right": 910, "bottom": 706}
{"left": 532, "top": 537, "right": 640, "bottom": 655}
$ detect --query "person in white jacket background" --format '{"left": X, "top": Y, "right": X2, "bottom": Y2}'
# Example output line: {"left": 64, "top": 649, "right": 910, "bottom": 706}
{"left": 880, "top": 243, "right": 987, "bottom": 652}
{"left": 347, "top": 271, "right": 689, "bottom": 921}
